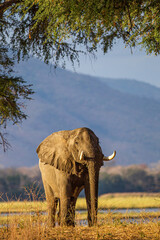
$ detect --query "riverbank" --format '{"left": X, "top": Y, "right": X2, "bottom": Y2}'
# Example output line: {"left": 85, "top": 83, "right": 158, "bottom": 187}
{"left": 0, "top": 194, "right": 159, "bottom": 239}
{"left": 0, "top": 194, "right": 159, "bottom": 213}
{"left": 0, "top": 214, "right": 159, "bottom": 240}
{"left": 0, "top": 210, "right": 160, "bottom": 225}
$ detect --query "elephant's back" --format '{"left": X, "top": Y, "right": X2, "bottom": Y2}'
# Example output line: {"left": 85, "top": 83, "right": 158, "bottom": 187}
{"left": 37, "top": 127, "right": 94, "bottom": 151}
{"left": 36, "top": 127, "right": 97, "bottom": 163}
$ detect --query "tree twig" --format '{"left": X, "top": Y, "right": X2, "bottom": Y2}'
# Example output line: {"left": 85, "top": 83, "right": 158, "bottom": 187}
{"left": 0, "top": 0, "right": 20, "bottom": 13}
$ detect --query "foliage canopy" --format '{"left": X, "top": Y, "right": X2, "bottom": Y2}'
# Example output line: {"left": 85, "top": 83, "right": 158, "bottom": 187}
{"left": 0, "top": 0, "right": 160, "bottom": 151}
{"left": 1, "top": 0, "right": 160, "bottom": 67}
{"left": 0, "top": 46, "right": 33, "bottom": 151}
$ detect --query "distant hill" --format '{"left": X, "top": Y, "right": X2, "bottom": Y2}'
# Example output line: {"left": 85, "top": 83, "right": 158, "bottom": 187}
{"left": 0, "top": 58, "right": 160, "bottom": 167}
{"left": 100, "top": 78, "right": 160, "bottom": 102}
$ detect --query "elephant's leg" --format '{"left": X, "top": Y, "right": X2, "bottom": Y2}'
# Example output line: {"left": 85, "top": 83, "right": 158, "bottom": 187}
{"left": 43, "top": 179, "right": 57, "bottom": 227}
{"left": 85, "top": 186, "right": 92, "bottom": 227}
{"left": 60, "top": 196, "right": 76, "bottom": 226}
{"left": 67, "top": 197, "right": 77, "bottom": 226}
{"left": 57, "top": 199, "right": 60, "bottom": 225}
{"left": 84, "top": 188, "right": 92, "bottom": 226}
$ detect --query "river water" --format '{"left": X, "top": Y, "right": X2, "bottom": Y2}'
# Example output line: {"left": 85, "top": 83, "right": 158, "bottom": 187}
{"left": 78, "top": 208, "right": 160, "bottom": 214}
{"left": 76, "top": 208, "right": 160, "bottom": 225}
{"left": 1, "top": 208, "right": 159, "bottom": 216}
{"left": 0, "top": 208, "right": 159, "bottom": 227}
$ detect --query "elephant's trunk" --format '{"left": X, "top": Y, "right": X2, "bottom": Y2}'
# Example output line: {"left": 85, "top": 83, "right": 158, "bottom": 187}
{"left": 85, "top": 161, "right": 99, "bottom": 226}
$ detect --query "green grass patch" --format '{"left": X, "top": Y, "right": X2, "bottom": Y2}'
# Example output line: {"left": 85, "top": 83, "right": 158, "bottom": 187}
{"left": 97, "top": 195, "right": 160, "bottom": 209}
{"left": 0, "top": 201, "right": 47, "bottom": 213}
{"left": 0, "top": 195, "right": 159, "bottom": 214}
{"left": 76, "top": 195, "right": 160, "bottom": 209}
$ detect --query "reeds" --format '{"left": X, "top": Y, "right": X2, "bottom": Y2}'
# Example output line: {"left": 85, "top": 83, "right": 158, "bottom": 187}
{"left": 0, "top": 211, "right": 159, "bottom": 240}
{"left": 0, "top": 191, "right": 159, "bottom": 239}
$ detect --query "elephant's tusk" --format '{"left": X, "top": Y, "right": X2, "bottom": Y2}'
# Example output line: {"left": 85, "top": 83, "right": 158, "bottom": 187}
{"left": 80, "top": 151, "right": 84, "bottom": 161}
{"left": 103, "top": 151, "right": 116, "bottom": 161}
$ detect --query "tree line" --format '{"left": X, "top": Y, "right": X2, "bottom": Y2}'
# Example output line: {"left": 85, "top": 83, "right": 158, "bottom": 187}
{"left": 0, "top": 168, "right": 43, "bottom": 201}
{"left": 99, "top": 164, "right": 160, "bottom": 195}
{"left": 0, "top": 163, "right": 159, "bottom": 200}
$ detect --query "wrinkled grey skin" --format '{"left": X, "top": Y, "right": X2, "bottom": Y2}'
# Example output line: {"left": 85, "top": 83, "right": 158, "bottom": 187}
{"left": 37, "top": 127, "right": 111, "bottom": 227}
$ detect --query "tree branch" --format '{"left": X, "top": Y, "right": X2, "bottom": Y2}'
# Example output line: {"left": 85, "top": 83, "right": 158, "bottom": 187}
{"left": 0, "top": 131, "right": 11, "bottom": 152}
{"left": 0, "top": 0, "right": 20, "bottom": 13}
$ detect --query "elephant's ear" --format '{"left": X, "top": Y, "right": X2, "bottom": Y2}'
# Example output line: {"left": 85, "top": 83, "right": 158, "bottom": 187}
{"left": 36, "top": 132, "right": 75, "bottom": 174}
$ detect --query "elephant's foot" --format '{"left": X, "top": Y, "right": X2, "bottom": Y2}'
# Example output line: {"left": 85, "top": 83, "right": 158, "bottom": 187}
{"left": 66, "top": 219, "right": 75, "bottom": 227}
{"left": 60, "top": 214, "right": 75, "bottom": 227}
{"left": 60, "top": 221, "right": 75, "bottom": 227}
{"left": 57, "top": 211, "right": 60, "bottom": 226}
{"left": 87, "top": 215, "right": 97, "bottom": 227}
{"left": 48, "top": 213, "right": 56, "bottom": 227}
{"left": 48, "top": 220, "right": 56, "bottom": 228}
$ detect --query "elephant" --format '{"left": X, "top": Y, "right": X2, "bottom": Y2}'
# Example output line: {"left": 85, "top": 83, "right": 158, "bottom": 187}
{"left": 37, "top": 127, "right": 116, "bottom": 227}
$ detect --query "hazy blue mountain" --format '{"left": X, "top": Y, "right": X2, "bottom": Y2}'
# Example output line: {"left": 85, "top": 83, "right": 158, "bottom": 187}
{"left": 100, "top": 78, "right": 160, "bottom": 102}
{"left": 0, "top": 58, "right": 160, "bottom": 168}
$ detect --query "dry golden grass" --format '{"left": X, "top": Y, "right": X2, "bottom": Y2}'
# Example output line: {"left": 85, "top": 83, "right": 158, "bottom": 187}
{"left": 0, "top": 193, "right": 159, "bottom": 239}
{"left": 0, "top": 213, "right": 159, "bottom": 240}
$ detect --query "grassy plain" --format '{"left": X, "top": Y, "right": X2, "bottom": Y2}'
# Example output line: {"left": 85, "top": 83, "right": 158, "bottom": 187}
{"left": 0, "top": 193, "right": 159, "bottom": 213}
{"left": 0, "top": 193, "right": 159, "bottom": 239}
{"left": 77, "top": 194, "right": 160, "bottom": 210}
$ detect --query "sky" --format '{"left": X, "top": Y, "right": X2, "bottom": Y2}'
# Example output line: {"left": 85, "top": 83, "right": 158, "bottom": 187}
{"left": 0, "top": 41, "right": 160, "bottom": 168}
{"left": 66, "top": 41, "right": 160, "bottom": 88}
